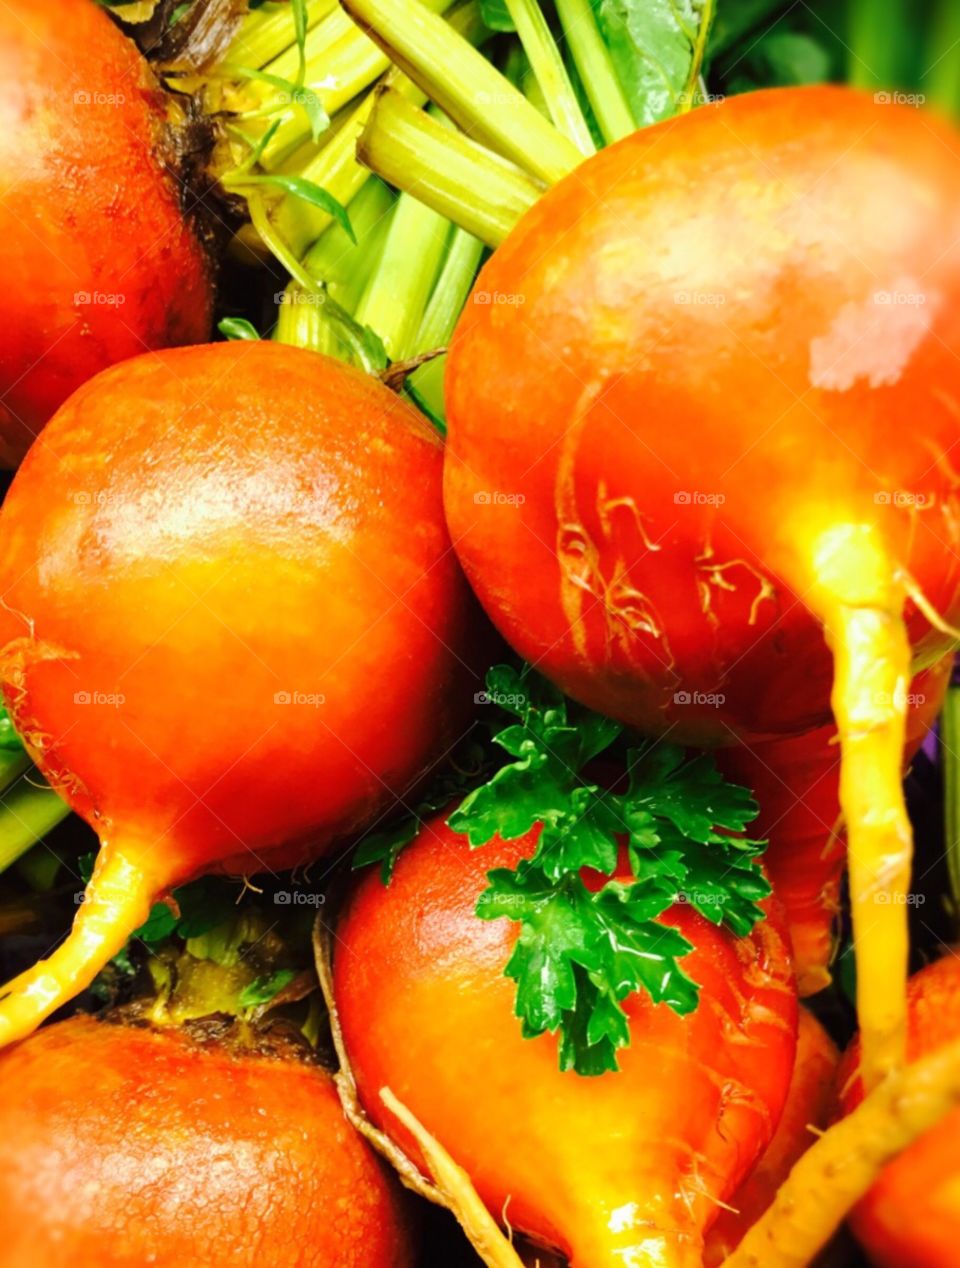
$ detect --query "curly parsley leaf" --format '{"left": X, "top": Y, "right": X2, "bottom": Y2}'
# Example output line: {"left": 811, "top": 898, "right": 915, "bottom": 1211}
{"left": 456, "top": 666, "right": 769, "bottom": 1075}
{"left": 479, "top": 867, "right": 699, "bottom": 1074}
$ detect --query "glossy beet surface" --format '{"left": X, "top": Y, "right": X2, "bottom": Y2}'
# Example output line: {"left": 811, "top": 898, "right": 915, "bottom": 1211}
{"left": 334, "top": 811, "right": 797, "bottom": 1268}
{"left": 0, "top": 1015, "right": 416, "bottom": 1268}
{"left": 0, "top": 342, "right": 484, "bottom": 1046}
{"left": 0, "top": 342, "right": 481, "bottom": 880}
{"left": 838, "top": 953, "right": 960, "bottom": 1268}
{"left": 445, "top": 86, "right": 960, "bottom": 744}
{"left": 0, "top": 0, "right": 214, "bottom": 464}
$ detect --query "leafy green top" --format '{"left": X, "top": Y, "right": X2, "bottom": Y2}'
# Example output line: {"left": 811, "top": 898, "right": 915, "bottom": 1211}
{"left": 596, "top": 0, "right": 716, "bottom": 124}
{"left": 354, "top": 664, "right": 770, "bottom": 1075}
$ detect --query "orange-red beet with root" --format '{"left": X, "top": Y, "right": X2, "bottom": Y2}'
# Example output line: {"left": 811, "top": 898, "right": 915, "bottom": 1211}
{"left": 0, "top": 1014, "right": 416, "bottom": 1268}
{"left": 0, "top": 0, "right": 214, "bottom": 464}
{"left": 445, "top": 86, "right": 960, "bottom": 1085}
{"left": 837, "top": 953, "right": 960, "bottom": 1268}
{"left": 0, "top": 342, "right": 482, "bottom": 1045}
{"left": 334, "top": 811, "right": 797, "bottom": 1268}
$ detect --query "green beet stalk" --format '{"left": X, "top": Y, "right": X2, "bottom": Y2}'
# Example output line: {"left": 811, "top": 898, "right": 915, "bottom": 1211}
{"left": 358, "top": 89, "right": 542, "bottom": 247}
{"left": 847, "top": 0, "right": 913, "bottom": 91}
{"left": 269, "top": 0, "right": 488, "bottom": 257}
{"left": 340, "top": 0, "right": 581, "bottom": 182}
{"left": 503, "top": 0, "right": 594, "bottom": 153}
{"left": 0, "top": 747, "right": 29, "bottom": 794}
{"left": 354, "top": 193, "right": 451, "bottom": 361}
{"left": 253, "top": 0, "right": 455, "bottom": 169}
{"left": 0, "top": 779, "right": 71, "bottom": 878}
{"left": 275, "top": 178, "right": 395, "bottom": 355}
{"left": 553, "top": 0, "right": 635, "bottom": 142}
{"left": 224, "top": 0, "right": 337, "bottom": 71}
{"left": 924, "top": 0, "right": 960, "bottom": 118}
{"left": 305, "top": 176, "right": 396, "bottom": 312}
{"left": 407, "top": 225, "right": 485, "bottom": 426}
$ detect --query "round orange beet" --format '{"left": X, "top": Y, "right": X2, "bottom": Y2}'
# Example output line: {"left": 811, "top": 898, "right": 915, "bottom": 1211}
{"left": 0, "top": 0, "right": 214, "bottom": 465}
{"left": 0, "top": 1014, "right": 416, "bottom": 1268}
{"left": 445, "top": 85, "right": 960, "bottom": 1086}
{"left": 0, "top": 342, "right": 485, "bottom": 1043}
{"left": 837, "top": 953, "right": 960, "bottom": 1267}
{"left": 445, "top": 86, "right": 960, "bottom": 744}
{"left": 333, "top": 811, "right": 798, "bottom": 1268}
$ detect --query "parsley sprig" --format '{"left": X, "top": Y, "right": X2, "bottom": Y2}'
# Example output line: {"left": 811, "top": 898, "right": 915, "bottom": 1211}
{"left": 354, "top": 664, "right": 770, "bottom": 1075}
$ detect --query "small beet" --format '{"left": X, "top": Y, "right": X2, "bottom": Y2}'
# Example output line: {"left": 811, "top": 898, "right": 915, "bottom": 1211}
{"left": 0, "top": 1014, "right": 416, "bottom": 1268}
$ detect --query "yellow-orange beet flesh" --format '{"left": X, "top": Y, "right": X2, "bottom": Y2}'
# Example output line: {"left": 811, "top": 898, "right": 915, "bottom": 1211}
{"left": 0, "top": 341, "right": 484, "bottom": 885}
{"left": 0, "top": 0, "right": 214, "bottom": 465}
{"left": 334, "top": 812, "right": 798, "bottom": 1268}
{"left": 0, "top": 1015, "right": 417, "bottom": 1268}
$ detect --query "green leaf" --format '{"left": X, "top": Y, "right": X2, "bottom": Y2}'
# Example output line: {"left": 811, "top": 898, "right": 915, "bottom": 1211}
{"left": 239, "top": 969, "right": 297, "bottom": 1009}
{"left": 291, "top": 0, "right": 309, "bottom": 85}
{"left": 480, "top": 0, "right": 516, "bottom": 31}
{"left": 624, "top": 745, "right": 761, "bottom": 845}
{"left": 450, "top": 751, "right": 564, "bottom": 846}
{"left": 133, "top": 901, "right": 179, "bottom": 943}
{"left": 244, "top": 174, "right": 355, "bottom": 241}
{"left": 594, "top": 0, "right": 716, "bottom": 125}
{"left": 0, "top": 707, "right": 23, "bottom": 753}
{"left": 173, "top": 876, "right": 240, "bottom": 940}
{"left": 479, "top": 868, "right": 698, "bottom": 1075}
{"left": 353, "top": 820, "right": 420, "bottom": 885}
{"left": 218, "top": 317, "right": 261, "bottom": 341}
{"left": 481, "top": 869, "right": 597, "bottom": 1032}
{"left": 231, "top": 66, "right": 330, "bottom": 143}
{"left": 169, "top": 1, "right": 192, "bottom": 27}
{"left": 449, "top": 665, "right": 623, "bottom": 855}
{"left": 669, "top": 834, "right": 771, "bottom": 934}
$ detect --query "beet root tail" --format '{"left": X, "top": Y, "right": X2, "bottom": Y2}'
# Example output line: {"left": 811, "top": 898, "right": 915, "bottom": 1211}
{"left": 805, "top": 524, "right": 913, "bottom": 1090}
{"left": 722, "top": 1035, "right": 960, "bottom": 1267}
{"left": 0, "top": 848, "right": 155, "bottom": 1048}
